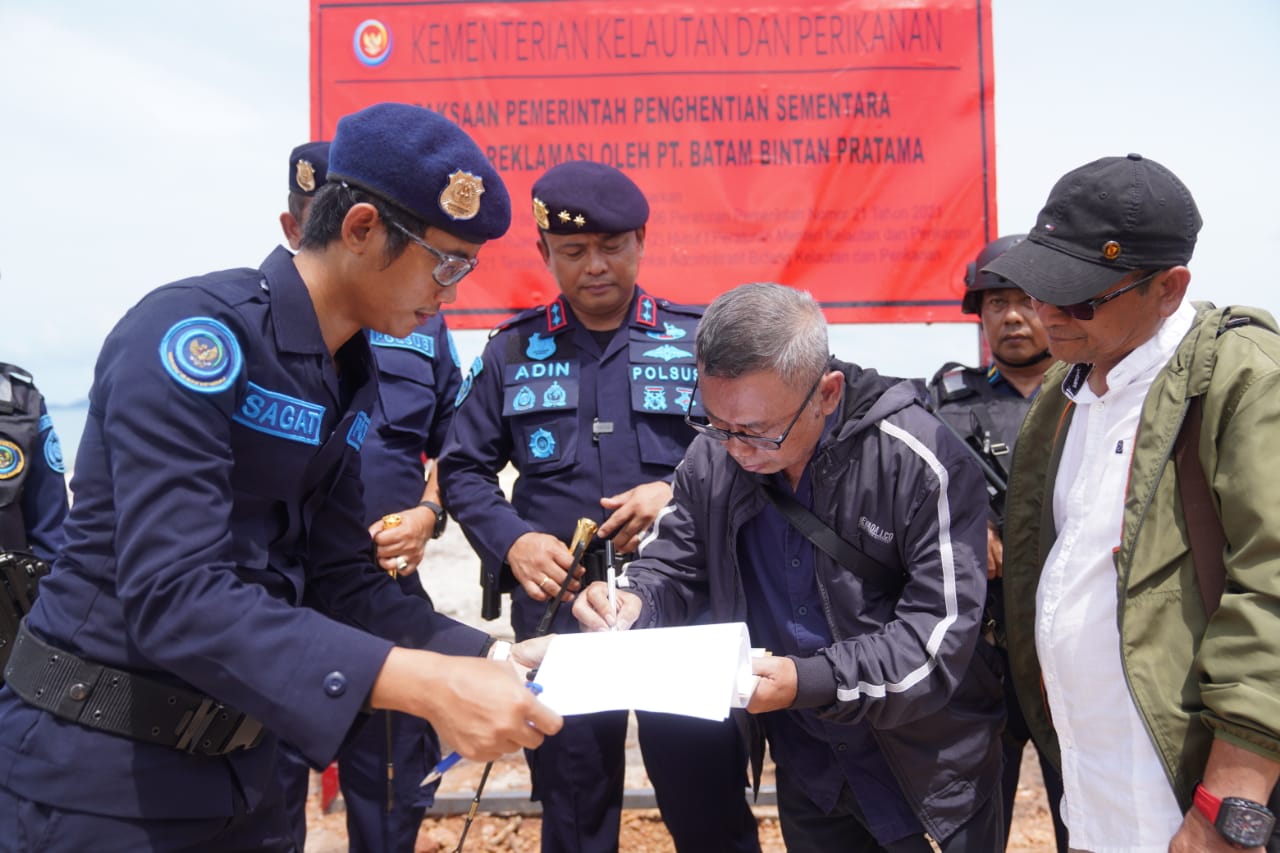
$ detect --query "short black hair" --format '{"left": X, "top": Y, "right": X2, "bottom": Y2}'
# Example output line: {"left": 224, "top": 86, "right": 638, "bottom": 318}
{"left": 300, "top": 182, "right": 430, "bottom": 266}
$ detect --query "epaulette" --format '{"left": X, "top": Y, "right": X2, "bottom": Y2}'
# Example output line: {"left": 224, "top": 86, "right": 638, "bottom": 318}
{"left": 655, "top": 298, "right": 704, "bottom": 319}
{"left": 490, "top": 304, "right": 546, "bottom": 338}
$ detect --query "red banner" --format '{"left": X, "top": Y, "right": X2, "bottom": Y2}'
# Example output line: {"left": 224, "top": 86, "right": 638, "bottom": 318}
{"left": 312, "top": 1, "right": 996, "bottom": 329}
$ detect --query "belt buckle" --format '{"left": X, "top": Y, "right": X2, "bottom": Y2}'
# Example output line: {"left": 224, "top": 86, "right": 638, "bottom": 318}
{"left": 221, "top": 715, "right": 264, "bottom": 753}
{"left": 175, "top": 697, "right": 225, "bottom": 754}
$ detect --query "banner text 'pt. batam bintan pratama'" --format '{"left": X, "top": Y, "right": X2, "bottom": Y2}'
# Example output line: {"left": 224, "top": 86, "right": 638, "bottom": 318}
{"left": 311, "top": 1, "right": 996, "bottom": 328}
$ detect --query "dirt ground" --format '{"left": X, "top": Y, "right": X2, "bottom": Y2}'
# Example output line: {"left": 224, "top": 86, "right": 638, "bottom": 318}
{"left": 304, "top": 742, "right": 1057, "bottom": 851}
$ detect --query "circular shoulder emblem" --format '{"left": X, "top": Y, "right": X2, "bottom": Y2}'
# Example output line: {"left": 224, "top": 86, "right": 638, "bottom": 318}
{"left": 0, "top": 439, "right": 24, "bottom": 480}
{"left": 159, "top": 317, "right": 244, "bottom": 394}
{"left": 43, "top": 431, "right": 65, "bottom": 474}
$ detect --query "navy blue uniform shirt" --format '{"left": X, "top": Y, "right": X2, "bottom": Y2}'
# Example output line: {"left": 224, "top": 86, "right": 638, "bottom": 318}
{"left": 440, "top": 288, "right": 702, "bottom": 592}
{"left": 362, "top": 318, "right": 461, "bottom": 525}
{"left": 0, "top": 247, "right": 487, "bottom": 819}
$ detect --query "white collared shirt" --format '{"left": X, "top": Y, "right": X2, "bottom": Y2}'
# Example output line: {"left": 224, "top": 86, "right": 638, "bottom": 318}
{"left": 1034, "top": 301, "right": 1196, "bottom": 852}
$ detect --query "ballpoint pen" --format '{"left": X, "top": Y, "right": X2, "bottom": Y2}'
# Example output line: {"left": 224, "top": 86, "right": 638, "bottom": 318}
{"left": 605, "top": 565, "right": 618, "bottom": 632}
{"left": 419, "top": 682, "right": 543, "bottom": 788}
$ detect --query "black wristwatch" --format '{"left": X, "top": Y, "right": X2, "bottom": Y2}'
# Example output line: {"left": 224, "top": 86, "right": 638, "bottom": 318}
{"left": 1195, "top": 783, "right": 1276, "bottom": 847}
{"left": 419, "top": 500, "right": 447, "bottom": 539}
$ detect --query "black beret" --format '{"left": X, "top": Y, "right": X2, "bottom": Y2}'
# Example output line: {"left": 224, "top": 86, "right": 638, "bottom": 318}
{"left": 327, "top": 103, "right": 511, "bottom": 244}
{"left": 531, "top": 160, "right": 648, "bottom": 234}
{"left": 985, "top": 153, "right": 1201, "bottom": 305}
{"left": 288, "top": 141, "right": 330, "bottom": 196}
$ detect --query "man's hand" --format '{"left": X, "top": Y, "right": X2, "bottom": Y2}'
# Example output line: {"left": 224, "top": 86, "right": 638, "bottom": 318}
{"left": 370, "top": 648, "right": 563, "bottom": 762}
{"left": 509, "top": 634, "right": 554, "bottom": 680}
{"left": 369, "top": 504, "right": 437, "bottom": 575}
{"left": 598, "top": 481, "right": 673, "bottom": 553}
{"left": 572, "top": 580, "right": 642, "bottom": 632}
{"left": 507, "top": 531, "right": 578, "bottom": 602}
{"left": 747, "top": 655, "right": 798, "bottom": 713}
{"left": 987, "top": 521, "right": 1003, "bottom": 580}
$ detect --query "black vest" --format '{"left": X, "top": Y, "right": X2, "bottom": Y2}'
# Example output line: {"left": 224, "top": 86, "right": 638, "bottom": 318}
{"left": 0, "top": 363, "right": 41, "bottom": 552}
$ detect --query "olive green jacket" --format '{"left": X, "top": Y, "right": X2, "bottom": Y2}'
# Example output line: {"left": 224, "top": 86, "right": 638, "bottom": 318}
{"left": 1003, "top": 301, "right": 1280, "bottom": 811}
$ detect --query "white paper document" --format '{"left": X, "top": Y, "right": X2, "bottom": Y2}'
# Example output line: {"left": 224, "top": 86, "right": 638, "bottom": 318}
{"left": 532, "top": 622, "right": 762, "bottom": 720}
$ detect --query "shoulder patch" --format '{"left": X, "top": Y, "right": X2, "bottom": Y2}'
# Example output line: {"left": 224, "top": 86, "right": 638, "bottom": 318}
{"left": 0, "top": 439, "right": 24, "bottom": 480}
{"left": 454, "top": 356, "right": 484, "bottom": 408}
{"left": 370, "top": 331, "right": 436, "bottom": 359}
{"left": 43, "top": 430, "right": 65, "bottom": 474}
{"left": 159, "top": 316, "right": 243, "bottom": 394}
{"left": 447, "top": 330, "right": 461, "bottom": 368}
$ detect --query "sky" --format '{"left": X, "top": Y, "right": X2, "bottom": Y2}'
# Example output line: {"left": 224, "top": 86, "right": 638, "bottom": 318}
{"left": 2, "top": 1, "right": 1279, "bottom": 443}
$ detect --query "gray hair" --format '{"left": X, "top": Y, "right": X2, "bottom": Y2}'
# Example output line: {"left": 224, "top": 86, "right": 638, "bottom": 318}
{"left": 696, "top": 283, "right": 829, "bottom": 384}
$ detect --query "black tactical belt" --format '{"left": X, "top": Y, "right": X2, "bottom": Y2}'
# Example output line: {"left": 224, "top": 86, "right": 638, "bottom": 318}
{"left": 4, "top": 621, "right": 264, "bottom": 756}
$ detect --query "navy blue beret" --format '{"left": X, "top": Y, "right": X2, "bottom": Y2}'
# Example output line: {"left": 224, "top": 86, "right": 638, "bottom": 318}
{"left": 288, "top": 141, "right": 330, "bottom": 196}
{"left": 531, "top": 160, "right": 649, "bottom": 234}
{"left": 328, "top": 103, "right": 511, "bottom": 244}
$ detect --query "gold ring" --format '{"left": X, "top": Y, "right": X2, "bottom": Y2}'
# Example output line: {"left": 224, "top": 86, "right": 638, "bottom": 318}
{"left": 382, "top": 514, "right": 403, "bottom": 529}
{"left": 539, "top": 576, "right": 553, "bottom": 592}
{"left": 395, "top": 556, "right": 410, "bottom": 572}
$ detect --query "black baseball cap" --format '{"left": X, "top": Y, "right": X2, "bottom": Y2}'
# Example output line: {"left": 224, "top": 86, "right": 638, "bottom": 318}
{"left": 984, "top": 154, "right": 1202, "bottom": 305}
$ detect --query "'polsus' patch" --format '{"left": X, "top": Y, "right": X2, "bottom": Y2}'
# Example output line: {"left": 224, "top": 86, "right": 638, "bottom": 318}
{"left": 159, "top": 317, "right": 243, "bottom": 394}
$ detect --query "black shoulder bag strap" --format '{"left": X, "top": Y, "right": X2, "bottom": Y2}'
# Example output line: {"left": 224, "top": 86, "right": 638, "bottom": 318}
{"left": 760, "top": 483, "right": 905, "bottom": 590}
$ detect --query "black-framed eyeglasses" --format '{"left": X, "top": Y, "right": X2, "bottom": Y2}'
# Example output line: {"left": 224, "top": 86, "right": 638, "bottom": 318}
{"left": 387, "top": 220, "right": 478, "bottom": 287}
{"left": 1042, "top": 270, "right": 1161, "bottom": 321}
{"left": 684, "top": 371, "right": 823, "bottom": 450}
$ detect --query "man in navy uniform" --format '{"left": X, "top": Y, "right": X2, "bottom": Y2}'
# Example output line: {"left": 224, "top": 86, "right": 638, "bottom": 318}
{"left": 0, "top": 103, "right": 562, "bottom": 851}
{"left": 440, "top": 160, "right": 760, "bottom": 852}
{"left": 926, "top": 235, "right": 1065, "bottom": 852}
{"left": 0, "top": 363, "right": 68, "bottom": 564}
{"left": 278, "top": 140, "right": 462, "bottom": 852}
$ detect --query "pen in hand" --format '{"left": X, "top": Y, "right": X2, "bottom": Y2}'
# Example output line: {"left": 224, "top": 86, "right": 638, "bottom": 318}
{"left": 419, "top": 682, "right": 544, "bottom": 788}
{"left": 605, "top": 566, "right": 619, "bottom": 632}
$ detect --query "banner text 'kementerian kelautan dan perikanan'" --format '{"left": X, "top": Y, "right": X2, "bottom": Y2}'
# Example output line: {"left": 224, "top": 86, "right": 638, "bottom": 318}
{"left": 311, "top": 0, "right": 996, "bottom": 328}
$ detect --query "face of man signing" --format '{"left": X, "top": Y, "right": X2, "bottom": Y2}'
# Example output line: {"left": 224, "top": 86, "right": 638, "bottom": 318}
{"left": 538, "top": 228, "right": 644, "bottom": 331}
{"left": 980, "top": 287, "right": 1050, "bottom": 367}
{"left": 698, "top": 368, "right": 842, "bottom": 488}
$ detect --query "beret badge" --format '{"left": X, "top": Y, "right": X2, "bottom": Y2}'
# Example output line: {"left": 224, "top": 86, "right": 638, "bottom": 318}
{"left": 532, "top": 197, "right": 550, "bottom": 230}
{"left": 296, "top": 159, "right": 317, "bottom": 193}
{"left": 439, "top": 170, "right": 485, "bottom": 221}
